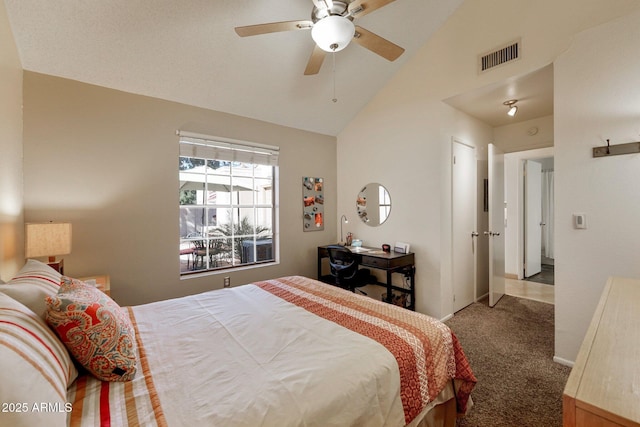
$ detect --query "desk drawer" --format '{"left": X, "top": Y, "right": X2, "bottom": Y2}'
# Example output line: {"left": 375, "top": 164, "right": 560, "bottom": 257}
{"left": 362, "top": 256, "right": 390, "bottom": 269}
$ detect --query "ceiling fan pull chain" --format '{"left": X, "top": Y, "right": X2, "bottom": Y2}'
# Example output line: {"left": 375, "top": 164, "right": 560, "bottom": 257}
{"left": 332, "top": 50, "right": 338, "bottom": 103}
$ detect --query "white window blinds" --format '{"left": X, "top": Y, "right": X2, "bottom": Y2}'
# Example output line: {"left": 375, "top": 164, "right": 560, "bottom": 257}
{"left": 178, "top": 131, "right": 279, "bottom": 166}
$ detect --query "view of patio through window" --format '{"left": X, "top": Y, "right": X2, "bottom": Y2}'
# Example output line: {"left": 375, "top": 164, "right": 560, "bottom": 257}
{"left": 178, "top": 134, "right": 278, "bottom": 274}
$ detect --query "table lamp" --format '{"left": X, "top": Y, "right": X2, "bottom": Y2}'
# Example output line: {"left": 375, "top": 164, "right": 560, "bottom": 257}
{"left": 340, "top": 215, "right": 348, "bottom": 244}
{"left": 25, "top": 222, "right": 72, "bottom": 274}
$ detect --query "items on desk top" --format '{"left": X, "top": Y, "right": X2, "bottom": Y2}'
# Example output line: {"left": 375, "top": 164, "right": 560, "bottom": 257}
{"left": 394, "top": 242, "right": 410, "bottom": 254}
{"left": 351, "top": 239, "right": 362, "bottom": 247}
{"left": 382, "top": 244, "right": 391, "bottom": 253}
{"left": 345, "top": 232, "right": 353, "bottom": 246}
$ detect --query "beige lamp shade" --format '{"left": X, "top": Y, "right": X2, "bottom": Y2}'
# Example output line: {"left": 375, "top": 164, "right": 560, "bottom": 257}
{"left": 25, "top": 222, "right": 72, "bottom": 259}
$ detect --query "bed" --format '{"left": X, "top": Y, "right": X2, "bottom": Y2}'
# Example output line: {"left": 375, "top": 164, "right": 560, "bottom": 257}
{"left": 0, "top": 261, "right": 475, "bottom": 427}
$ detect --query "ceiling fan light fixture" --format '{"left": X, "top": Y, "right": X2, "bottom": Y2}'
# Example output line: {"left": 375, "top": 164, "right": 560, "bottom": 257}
{"left": 503, "top": 99, "right": 518, "bottom": 117}
{"left": 311, "top": 15, "right": 355, "bottom": 52}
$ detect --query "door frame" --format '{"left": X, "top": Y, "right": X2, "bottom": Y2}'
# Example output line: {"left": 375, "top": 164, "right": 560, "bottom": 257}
{"left": 503, "top": 148, "right": 554, "bottom": 280}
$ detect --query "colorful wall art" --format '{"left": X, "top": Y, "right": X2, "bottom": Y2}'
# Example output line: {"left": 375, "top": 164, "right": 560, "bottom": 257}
{"left": 302, "top": 177, "right": 324, "bottom": 231}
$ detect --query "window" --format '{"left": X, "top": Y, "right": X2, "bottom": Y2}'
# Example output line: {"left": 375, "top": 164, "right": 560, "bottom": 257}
{"left": 178, "top": 132, "right": 278, "bottom": 275}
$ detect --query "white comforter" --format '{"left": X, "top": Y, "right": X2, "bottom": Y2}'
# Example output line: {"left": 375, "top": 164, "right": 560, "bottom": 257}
{"left": 67, "top": 276, "right": 474, "bottom": 427}
{"left": 136, "top": 283, "right": 403, "bottom": 426}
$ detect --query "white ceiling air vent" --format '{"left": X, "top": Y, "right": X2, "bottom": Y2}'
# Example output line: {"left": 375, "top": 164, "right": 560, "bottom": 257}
{"left": 478, "top": 39, "right": 521, "bottom": 73}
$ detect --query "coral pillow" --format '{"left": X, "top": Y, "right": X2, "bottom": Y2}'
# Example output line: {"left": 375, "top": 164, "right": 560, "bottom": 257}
{"left": 45, "top": 276, "right": 137, "bottom": 382}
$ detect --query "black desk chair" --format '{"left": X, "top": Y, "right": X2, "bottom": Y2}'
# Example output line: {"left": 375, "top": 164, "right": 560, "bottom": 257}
{"left": 326, "top": 245, "right": 370, "bottom": 294}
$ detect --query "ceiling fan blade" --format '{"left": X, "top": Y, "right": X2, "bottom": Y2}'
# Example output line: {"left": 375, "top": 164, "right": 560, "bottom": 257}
{"left": 235, "top": 20, "right": 313, "bottom": 37}
{"left": 348, "top": 0, "right": 396, "bottom": 18}
{"left": 353, "top": 26, "right": 404, "bottom": 61}
{"left": 304, "top": 45, "right": 327, "bottom": 75}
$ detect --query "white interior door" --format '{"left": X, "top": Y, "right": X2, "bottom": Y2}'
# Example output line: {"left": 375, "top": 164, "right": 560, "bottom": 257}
{"left": 524, "top": 160, "right": 542, "bottom": 277}
{"left": 488, "top": 144, "right": 505, "bottom": 307}
{"left": 452, "top": 140, "right": 476, "bottom": 312}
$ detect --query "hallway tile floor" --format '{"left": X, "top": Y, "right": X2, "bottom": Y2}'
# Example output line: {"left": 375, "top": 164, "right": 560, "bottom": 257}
{"left": 505, "top": 277, "right": 554, "bottom": 305}
{"left": 524, "top": 264, "right": 555, "bottom": 286}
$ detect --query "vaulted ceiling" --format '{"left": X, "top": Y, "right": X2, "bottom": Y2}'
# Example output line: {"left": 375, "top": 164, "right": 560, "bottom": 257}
{"left": 5, "top": 0, "right": 467, "bottom": 136}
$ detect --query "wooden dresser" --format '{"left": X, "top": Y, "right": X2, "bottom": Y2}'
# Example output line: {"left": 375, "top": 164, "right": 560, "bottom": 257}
{"left": 563, "top": 276, "right": 640, "bottom": 427}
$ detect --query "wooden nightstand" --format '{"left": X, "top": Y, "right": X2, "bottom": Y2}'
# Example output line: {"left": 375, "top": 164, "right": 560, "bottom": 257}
{"left": 79, "top": 275, "right": 111, "bottom": 296}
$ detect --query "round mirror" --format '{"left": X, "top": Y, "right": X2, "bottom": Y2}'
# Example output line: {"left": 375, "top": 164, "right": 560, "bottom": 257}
{"left": 356, "top": 183, "right": 391, "bottom": 226}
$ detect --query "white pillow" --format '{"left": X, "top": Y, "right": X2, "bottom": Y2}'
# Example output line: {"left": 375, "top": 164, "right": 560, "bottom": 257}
{"left": 0, "top": 292, "right": 78, "bottom": 427}
{"left": 0, "top": 259, "right": 61, "bottom": 319}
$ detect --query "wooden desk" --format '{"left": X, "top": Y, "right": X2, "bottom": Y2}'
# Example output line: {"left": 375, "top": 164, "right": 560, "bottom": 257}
{"left": 317, "top": 245, "right": 415, "bottom": 310}
{"left": 563, "top": 276, "right": 640, "bottom": 427}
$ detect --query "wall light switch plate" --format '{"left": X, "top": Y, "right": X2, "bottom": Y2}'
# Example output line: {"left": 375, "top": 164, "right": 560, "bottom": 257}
{"left": 573, "top": 213, "right": 587, "bottom": 229}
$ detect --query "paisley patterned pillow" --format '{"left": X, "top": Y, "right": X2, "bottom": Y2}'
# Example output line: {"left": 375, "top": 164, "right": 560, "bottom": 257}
{"left": 45, "top": 276, "right": 137, "bottom": 382}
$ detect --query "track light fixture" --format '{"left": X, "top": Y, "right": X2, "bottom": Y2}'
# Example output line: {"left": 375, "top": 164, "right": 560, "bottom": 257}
{"left": 503, "top": 99, "right": 518, "bottom": 117}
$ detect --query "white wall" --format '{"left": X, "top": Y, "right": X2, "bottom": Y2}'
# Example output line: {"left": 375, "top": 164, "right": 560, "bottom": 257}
{"left": 494, "top": 115, "right": 554, "bottom": 155}
{"left": 338, "top": 98, "right": 492, "bottom": 318}
{"left": 337, "top": 0, "right": 640, "bottom": 320}
{"left": 554, "top": 10, "right": 640, "bottom": 362}
{"left": 0, "top": 1, "right": 24, "bottom": 280}
{"left": 22, "top": 73, "right": 337, "bottom": 306}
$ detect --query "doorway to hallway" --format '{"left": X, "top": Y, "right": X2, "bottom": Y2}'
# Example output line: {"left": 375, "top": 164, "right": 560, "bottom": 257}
{"left": 504, "top": 150, "right": 555, "bottom": 288}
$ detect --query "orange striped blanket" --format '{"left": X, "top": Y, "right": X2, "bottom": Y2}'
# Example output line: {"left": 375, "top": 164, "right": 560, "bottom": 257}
{"left": 257, "top": 277, "right": 476, "bottom": 424}
{"left": 66, "top": 276, "right": 475, "bottom": 426}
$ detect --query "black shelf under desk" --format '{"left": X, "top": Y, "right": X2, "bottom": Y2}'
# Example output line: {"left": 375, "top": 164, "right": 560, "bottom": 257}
{"left": 317, "top": 245, "right": 415, "bottom": 310}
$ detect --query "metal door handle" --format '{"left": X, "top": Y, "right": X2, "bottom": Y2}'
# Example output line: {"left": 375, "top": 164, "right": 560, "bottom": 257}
{"left": 471, "top": 231, "right": 479, "bottom": 237}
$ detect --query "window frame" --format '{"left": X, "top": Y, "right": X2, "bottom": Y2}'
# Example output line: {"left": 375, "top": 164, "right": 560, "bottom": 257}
{"left": 178, "top": 132, "right": 279, "bottom": 276}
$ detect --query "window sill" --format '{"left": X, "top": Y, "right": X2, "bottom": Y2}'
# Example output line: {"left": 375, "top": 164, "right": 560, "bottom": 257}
{"left": 179, "top": 260, "right": 280, "bottom": 281}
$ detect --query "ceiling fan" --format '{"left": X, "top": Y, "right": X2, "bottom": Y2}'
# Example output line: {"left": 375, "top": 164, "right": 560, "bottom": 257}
{"left": 235, "top": 0, "right": 405, "bottom": 75}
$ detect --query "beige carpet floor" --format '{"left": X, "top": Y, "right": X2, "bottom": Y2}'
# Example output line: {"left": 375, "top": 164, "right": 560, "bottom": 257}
{"left": 446, "top": 295, "right": 571, "bottom": 427}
